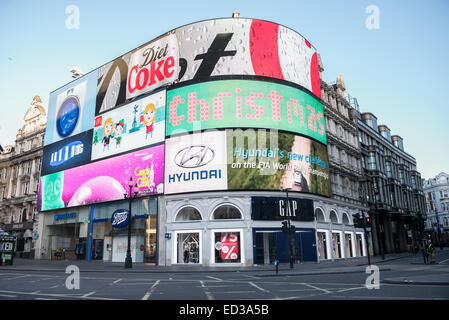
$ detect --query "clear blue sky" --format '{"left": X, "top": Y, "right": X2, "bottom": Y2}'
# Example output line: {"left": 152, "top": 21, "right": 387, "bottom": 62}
{"left": 1, "top": 0, "right": 448, "bottom": 179}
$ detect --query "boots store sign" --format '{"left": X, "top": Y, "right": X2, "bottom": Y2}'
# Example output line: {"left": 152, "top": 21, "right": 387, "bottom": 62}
{"left": 93, "top": 18, "right": 320, "bottom": 116}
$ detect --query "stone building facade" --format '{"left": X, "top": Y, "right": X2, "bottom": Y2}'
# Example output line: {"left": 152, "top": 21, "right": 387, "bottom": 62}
{"left": 0, "top": 96, "right": 46, "bottom": 258}
{"left": 353, "top": 108, "right": 426, "bottom": 255}
{"left": 423, "top": 172, "right": 449, "bottom": 246}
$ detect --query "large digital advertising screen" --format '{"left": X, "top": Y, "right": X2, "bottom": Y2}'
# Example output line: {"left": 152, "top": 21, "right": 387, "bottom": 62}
{"left": 176, "top": 18, "right": 321, "bottom": 98}
{"left": 44, "top": 70, "right": 98, "bottom": 146}
{"left": 166, "top": 79, "right": 326, "bottom": 144}
{"left": 227, "top": 130, "right": 330, "bottom": 197}
{"left": 164, "top": 131, "right": 228, "bottom": 195}
{"left": 91, "top": 90, "right": 166, "bottom": 161}
{"left": 96, "top": 33, "right": 178, "bottom": 115}
{"left": 163, "top": 129, "right": 330, "bottom": 197}
{"left": 41, "top": 130, "right": 93, "bottom": 176}
{"left": 38, "top": 144, "right": 165, "bottom": 211}
{"left": 93, "top": 18, "right": 320, "bottom": 117}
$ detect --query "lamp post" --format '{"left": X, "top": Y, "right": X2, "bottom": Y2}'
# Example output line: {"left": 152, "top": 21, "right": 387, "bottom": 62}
{"left": 124, "top": 176, "right": 138, "bottom": 269}
{"left": 358, "top": 189, "right": 371, "bottom": 266}
{"left": 434, "top": 210, "right": 444, "bottom": 250}
{"left": 283, "top": 188, "right": 295, "bottom": 269}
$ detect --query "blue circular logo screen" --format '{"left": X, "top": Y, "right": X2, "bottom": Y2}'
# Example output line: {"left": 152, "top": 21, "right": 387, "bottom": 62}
{"left": 56, "top": 96, "right": 80, "bottom": 138}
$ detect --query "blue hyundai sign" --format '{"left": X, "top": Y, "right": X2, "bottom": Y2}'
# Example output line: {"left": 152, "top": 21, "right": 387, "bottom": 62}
{"left": 111, "top": 209, "right": 129, "bottom": 229}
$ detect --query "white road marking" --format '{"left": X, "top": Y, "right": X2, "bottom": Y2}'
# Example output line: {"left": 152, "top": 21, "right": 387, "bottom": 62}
{"left": 3, "top": 275, "right": 30, "bottom": 280}
{"left": 0, "top": 294, "right": 17, "bottom": 298}
{"left": 112, "top": 279, "right": 122, "bottom": 284}
{"left": 141, "top": 280, "right": 160, "bottom": 300}
{"left": 248, "top": 282, "right": 269, "bottom": 293}
{"left": 207, "top": 276, "right": 222, "bottom": 281}
{"left": 200, "top": 280, "right": 214, "bottom": 300}
{"left": 241, "top": 274, "right": 261, "bottom": 279}
{"left": 301, "top": 283, "right": 332, "bottom": 294}
{"left": 82, "top": 292, "right": 96, "bottom": 298}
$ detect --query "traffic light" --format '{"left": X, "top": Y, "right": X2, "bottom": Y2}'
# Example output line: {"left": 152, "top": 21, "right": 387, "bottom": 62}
{"left": 352, "top": 214, "right": 362, "bottom": 228}
{"left": 365, "top": 216, "right": 371, "bottom": 228}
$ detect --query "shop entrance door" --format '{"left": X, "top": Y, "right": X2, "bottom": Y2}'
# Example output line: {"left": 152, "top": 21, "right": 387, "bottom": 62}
{"left": 177, "top": 233, "right": 200, "bottom": 264}
{"left": 92, "top": 239, "right": 104, "bottom": 260}
{"left": 274, "top": 231, "right": 317, "bottom": 263}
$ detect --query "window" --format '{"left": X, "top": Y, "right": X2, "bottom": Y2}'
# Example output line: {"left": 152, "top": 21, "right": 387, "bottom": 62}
{"left": 315, "top": 208, "right": 326, "bottom": 222}
{"left": 342, "top": 213, "right": 350, "bottom": 225}
{"left": 367, "top": 152, "right": 377, "bottom": 170}
{"left": 386, "top": 161, "right": 392, "bottom": 178}
{"left": 175, "top": 207, "right": 202, "bottom": 222}
{"left": 214, "top": 231, "right": 241, "bottom": 263}
{"left": 329, "top": 210, "right": 339, "bottom": 224}
{"left": 212, "top": 205, "right": 242, "bottom": 220}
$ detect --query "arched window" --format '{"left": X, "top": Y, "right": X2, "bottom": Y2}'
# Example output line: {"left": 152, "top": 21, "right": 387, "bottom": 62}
{"left": 315, "top": 208, "right": 326, "bottom": 222}
{"left": 175, "top": 206, "right": 202, "bottom": 222}
{"left": 212, "top": 205, "right": 242, "bottom": 220}
{"left": 342, "top": 213, "right": 350, "bottom": 225}
{"left": 329, "top": 210, "right": 339, "bottom": 224}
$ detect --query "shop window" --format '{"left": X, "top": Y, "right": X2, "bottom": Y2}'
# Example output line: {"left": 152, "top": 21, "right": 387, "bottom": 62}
{"left": 315, "top": 208, "right": 326, "bottom": 222}
{"left": 329, "top": 210, "right": 339, "bottom": 224}
{"left": 214, "top": 231, "right": 241, "bottom": 263}
{"left": 177, "top": 232, "right": 200, "bottom": 263}
{"left": 175, "top": 207, "right": 202, "bottom": 222}
{"left": 317, "top": 232, "right": 328, "bottom": 260}
{"left": 212, "top": 205, "right": 242, "bottom": 220}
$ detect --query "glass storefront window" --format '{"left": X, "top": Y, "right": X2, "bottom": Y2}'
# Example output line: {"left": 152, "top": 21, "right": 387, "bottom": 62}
{"left": 345, "top": 233, "right": 353, "bottom": 258}
{"left": 317, "top": 232, "right": 328, "bottom": 260}
{"left": 213, "top": 205, "right": 242, "bottom": 220}
{"left": 177, "top": 232, "right": 200, "bottom": 263}
{"left": 332, "top": 232, "right": 342, "bottom": 258}
{"left": 214, "top": 232, "right": 241, "bottom": 263}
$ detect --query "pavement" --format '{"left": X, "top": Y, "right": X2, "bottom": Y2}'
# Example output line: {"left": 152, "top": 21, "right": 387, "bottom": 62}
{"left": 2, "top": 249, "right": 449, "bottom": 285}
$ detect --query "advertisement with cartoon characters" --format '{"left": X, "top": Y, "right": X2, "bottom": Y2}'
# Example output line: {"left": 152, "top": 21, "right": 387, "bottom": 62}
{"left": 38, "top": 144, "right": 165, "bottom": 211}
{"left": 91, "top": 90, "right": 165, "bottom": 161}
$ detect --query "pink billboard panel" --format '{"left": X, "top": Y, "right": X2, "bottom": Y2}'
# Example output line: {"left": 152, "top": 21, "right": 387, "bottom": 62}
{"left": 38, "top": 144, "right": 164, "bottom": 211}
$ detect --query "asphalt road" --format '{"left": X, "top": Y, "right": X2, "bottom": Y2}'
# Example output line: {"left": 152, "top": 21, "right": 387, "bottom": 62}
{"left": 0, "top": 264, "right": 448, "bottom": 301}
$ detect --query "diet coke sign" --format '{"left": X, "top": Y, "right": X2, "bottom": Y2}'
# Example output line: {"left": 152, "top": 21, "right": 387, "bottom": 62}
{"left": 127, "top": 33, "right": 179, "bottom": 100}
{"left": 111, "top": 209, "right": 130, "bottom": 229}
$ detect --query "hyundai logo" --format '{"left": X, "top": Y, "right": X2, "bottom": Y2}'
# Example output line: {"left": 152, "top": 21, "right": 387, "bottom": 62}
{"left": 174, "top": 145, "right": 215, "bottom": 168}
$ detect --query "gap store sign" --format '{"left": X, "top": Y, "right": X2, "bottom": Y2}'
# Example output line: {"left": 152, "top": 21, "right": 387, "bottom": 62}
{"left": 166, "top": 79, "right": 326, "bottom": 144}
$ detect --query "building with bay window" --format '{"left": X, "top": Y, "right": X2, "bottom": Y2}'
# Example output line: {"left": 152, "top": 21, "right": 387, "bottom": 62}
{"left": 0, "top": 96, "right": 46, "bottom": 258}
{"left": 354, "top": 108, "right": 426, "bottom": 255}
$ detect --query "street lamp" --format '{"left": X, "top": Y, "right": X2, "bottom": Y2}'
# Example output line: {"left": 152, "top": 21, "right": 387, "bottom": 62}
{"left": 358, "top": 189, "right": 372, "bottom": 266}
{"left": 434, "top": 210, "right": 444, "bottom": 250}
{"left": 282, "top": 188, "right": 295, "bottom": 269}
{"left": 124, "top": 176, "right": 138, "bottom": 269}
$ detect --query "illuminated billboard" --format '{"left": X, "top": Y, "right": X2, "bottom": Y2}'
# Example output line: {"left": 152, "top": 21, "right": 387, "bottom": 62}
{"left": 44, "top": 71, "right": 98, "bottom": 146}
{"left": 176, "top": 18, "right": 321, "bottom": 98}
{"left": 166, "top": 79, "right": 326, "bottom": 144}
{"left": 93, "top": 18, "right": 320, "bottom": 116}
{"left": 91, "top": 90, "right": 166, "bottom": 161}
{"left": 96, "top": 33, "right": 178, "bottom": 115}
{"left": 164, "top": 131, "right": 228, "bottom": 195}
{"left": 227, "top": 130, "right": 330, "bottom": 197}
{"left": 38, "top": 144, "right": 165, "bottom": 211}
{"left": 41, "top": 130, "right": 93, "bottom": 176}
{"left": 164, "top": 129, "right": 330, "bottom": 197}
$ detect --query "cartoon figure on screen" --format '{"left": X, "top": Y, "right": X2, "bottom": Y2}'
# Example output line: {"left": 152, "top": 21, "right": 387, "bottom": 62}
{"left": 102, "top": 117, "right": 114, "bottom": 151}
{"left": 114, "top": 120, "right": 124, "bottom": 148}
{"left": 142, "top": 103, "right": 156, "bottom": 140}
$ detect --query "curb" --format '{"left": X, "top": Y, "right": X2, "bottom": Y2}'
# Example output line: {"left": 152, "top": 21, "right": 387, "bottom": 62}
{"left": 255, "top": 267, "right": 392, "bottom": 278}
